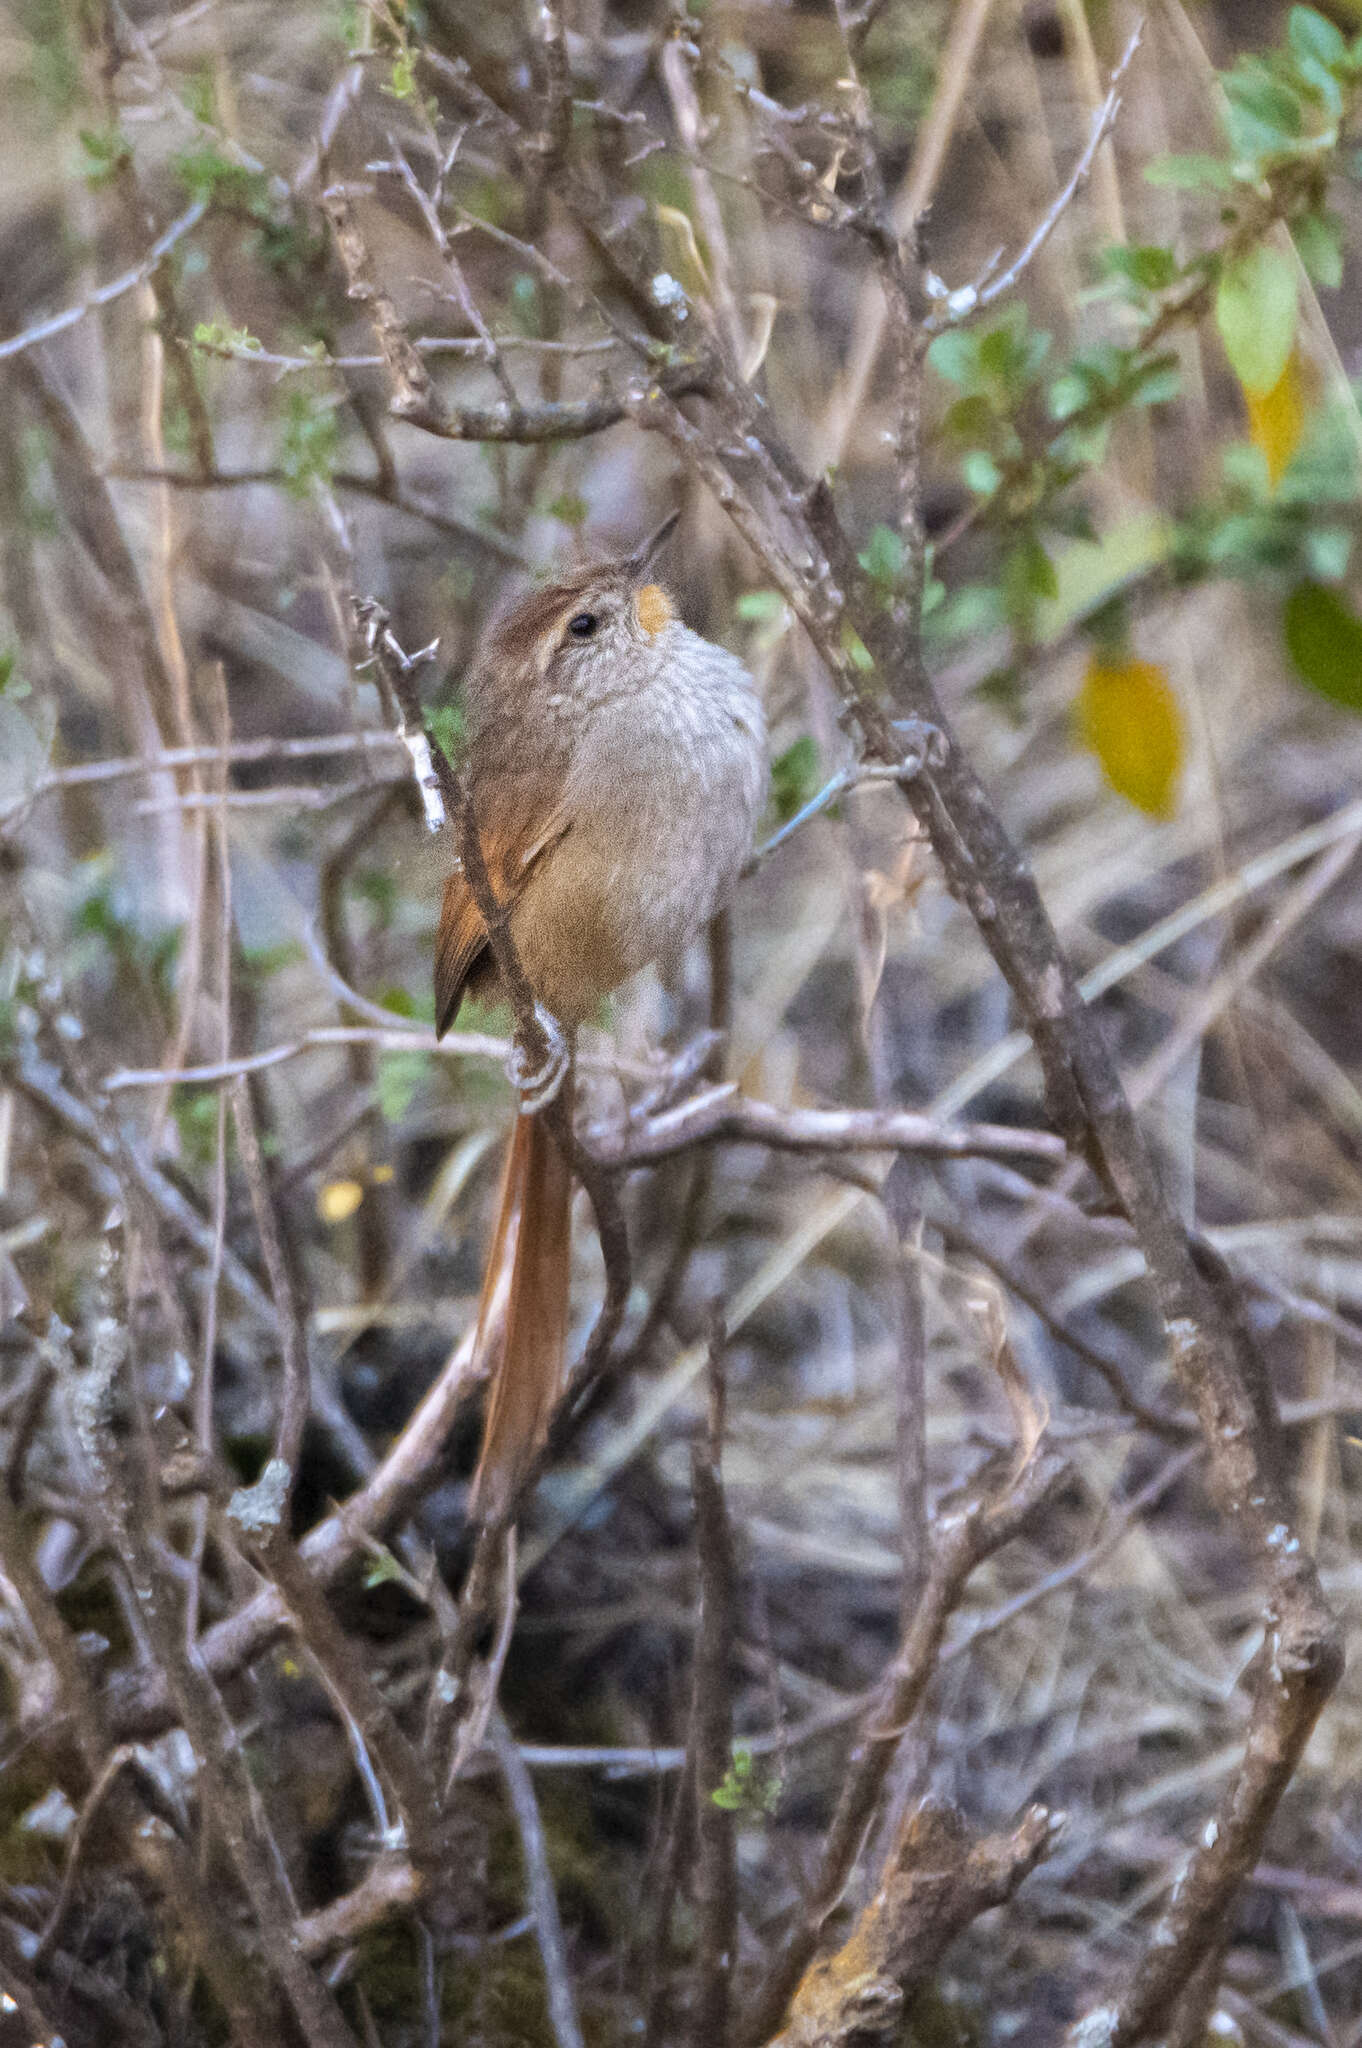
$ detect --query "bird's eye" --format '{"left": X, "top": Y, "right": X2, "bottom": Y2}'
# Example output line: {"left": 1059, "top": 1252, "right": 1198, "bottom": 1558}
{"left": 567, "top": 612, "right": 597, "bottom": 640}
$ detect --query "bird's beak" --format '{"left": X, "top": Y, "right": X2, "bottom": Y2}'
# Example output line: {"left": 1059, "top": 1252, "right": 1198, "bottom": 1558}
{"left": 625, "top": 509, "right": 681, "bottom": 576}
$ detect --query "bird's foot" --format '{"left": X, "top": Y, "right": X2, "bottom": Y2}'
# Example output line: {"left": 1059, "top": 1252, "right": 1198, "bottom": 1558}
{"left": 887, "top": 717, "right": 948, "bottom": 777}
{"left": 509, "top": 1004, "right": 569, "bottom": 1113}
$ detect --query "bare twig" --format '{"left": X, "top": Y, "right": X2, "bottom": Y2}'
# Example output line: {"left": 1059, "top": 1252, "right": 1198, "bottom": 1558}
{"left": 264, "top": 1531, "right": 442, "bottom": 1866}
{"left": 488, "top": 1708, "right": 587, "bottom": 2048}
{"left": 107, "top": 1322, "right": 481, "bottom": 1740}
{"left": 763, "top": 1800, "right": 1058, "bottom": 2048}
{"left": 927, "top": 25, "right": 1144, "bottom": 324}
{"left": 295, "top": 1856, "right": 423, "bottom": 1959}
{"left": 593, "top": 1085, "right": 1067, "bottom": 1169}
{"left": 227, "top": 1075, "right": 312, "bottom": 1524}
{"left": 322, "top": 180, "right": 705, "bottom": 440}
{"left": 75, "top": 1231, "right": 359, "bottom": 2048}
{"left": 742, "top": 1445, "right": 1069, "bottom": 2043}
{"left": 0, "top": 201, "right": 207, "bottom": 361}
{"left": 687, "top": 1334, "right": 739, "bottom": 2048}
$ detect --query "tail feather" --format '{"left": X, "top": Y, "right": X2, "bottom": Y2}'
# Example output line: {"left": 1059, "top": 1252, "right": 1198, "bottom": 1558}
{"left": 470, "top": 1090, "right": 573, "bottom": 1518}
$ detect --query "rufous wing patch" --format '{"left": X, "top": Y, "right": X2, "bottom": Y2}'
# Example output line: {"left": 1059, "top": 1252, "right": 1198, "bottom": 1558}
{"left": 635, "top": 583, "right": 673, "bottom": 637}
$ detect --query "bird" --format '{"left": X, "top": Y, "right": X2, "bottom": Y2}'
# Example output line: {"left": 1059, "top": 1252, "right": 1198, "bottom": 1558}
{"left": 435, "top": 515, "right": 767, "bottom": 1516}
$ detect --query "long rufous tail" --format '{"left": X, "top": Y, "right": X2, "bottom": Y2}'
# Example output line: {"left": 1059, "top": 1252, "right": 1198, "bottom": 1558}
{"left": 469, "top": 1078, "right": 573, "bottom": 1518}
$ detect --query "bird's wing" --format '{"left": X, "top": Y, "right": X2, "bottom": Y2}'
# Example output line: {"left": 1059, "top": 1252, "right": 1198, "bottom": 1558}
{"left": 435, "top": 797, "right": 571, "bottom": 1036}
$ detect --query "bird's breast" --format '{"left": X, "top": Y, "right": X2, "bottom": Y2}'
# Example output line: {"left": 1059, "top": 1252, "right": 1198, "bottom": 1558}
{"left": 511, "top": 636, "right": 766, "bottom": 1020}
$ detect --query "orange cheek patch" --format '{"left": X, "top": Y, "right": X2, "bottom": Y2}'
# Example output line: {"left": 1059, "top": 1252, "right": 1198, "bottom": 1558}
{"left": 635, "top": 584, "right": 673, "bottom": 637}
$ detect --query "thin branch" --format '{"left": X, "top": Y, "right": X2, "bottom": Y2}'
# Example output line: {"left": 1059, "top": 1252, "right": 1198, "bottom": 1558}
{"left": 227, "top": 1075, "right": 312, "bottom": 1522}
{"left": 104, "top": 1023, "right": 656, "bottom": 1092}
{"left": 8, "top": 1044, "right": 373, "bottom": 1485}
{"left": 105, "top": 460, "right": 528, "bottom": 561}
{"left": 763, "top": 1800, "right": 1058, "bottom": 2048}
{"left": 592, "top": 1084, "right": 1067, "bottom": 1170}
{"left": 106, "top": 1322, "right": 481, "bottom": 1741}
{"left": 71, "top": 1223, "right": 356, "bottom": 2048}
{"left": 322, "top": 180, "right": 705, "bottom": 440}
{"left": 264, "top": 1532, "right": 442, "bottom": 1868}
{"left": 741, "top": 1445, "right": 1069, "bottom": 2045}
{"left": 295, "top": 1857, "right": 423, "bottom": 1960}
{"left": 928, "top": 24, "right": 1144, "bottom": 324}
{"left": 488, "top": 1709, "right": 587, "bottom": 2048}
{"left": 188, "top": 331, "right": 623, "bottom": 370}
{"left": 687, "top": 1337, "right": 739, "bottom": 2048}
{"left": 934, "top": 1213, "right": 1193, "bottom": 1441}
{"left": 0, "top": 200, "right": 207, "bottom": 361}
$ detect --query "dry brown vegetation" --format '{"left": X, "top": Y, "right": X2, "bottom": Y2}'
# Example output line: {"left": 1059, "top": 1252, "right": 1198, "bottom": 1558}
{"left": 2, "top": 2, "right": 1362, "bottom": 2044}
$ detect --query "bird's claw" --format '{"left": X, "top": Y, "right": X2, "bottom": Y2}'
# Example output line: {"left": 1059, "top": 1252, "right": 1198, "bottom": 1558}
{"left": 509, "top": 1005, "right": 569, "bottom": 1113}
{"left": 888, "top": 717, "right": 947, "bottom": 777}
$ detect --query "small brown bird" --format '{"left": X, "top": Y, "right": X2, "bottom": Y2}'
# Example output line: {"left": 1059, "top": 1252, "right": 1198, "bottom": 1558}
{"left": 436, "top": 519, "right": 767, "bottom": 1514}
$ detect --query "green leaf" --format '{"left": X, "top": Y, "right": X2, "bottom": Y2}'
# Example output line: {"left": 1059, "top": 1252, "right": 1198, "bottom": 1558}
{"left": 377, "top": 1051, "right": 424, "bottom": 1122}
{"left": 1132, "top": 360, "right": 1183, "bottom": 408}
{"left": 961, "top": 449, "right": 1001, "bottom": 498}
{"left": 769, "top": 735, "right": 821, "bottom": 824}
{"left": 546, "top": 491, "right": 589, "bottom": 529}
{"left": 1305, "top": 527, "right": 1352, "bottom": 582}
{"left": 175, "top": 145, "right": 270, "bottom": 213}
{"left": 279, "top": 389, "right": 339, "bottom": 496}
{"left": 925, "top": 329, "right": 976, "bottom": 386}
{"left": 709, "top": 1746, "right": 780, "bottom": 1817}
{"left": 382, "top": 49, "right": 417, "bottom": 99}
{"left": 376, "top": 983, "right": 417, "bottom": 1018}
{"left": 735, "top": 589, "right": 786, "bottom": 622}
{"left": 1144, "top": 153, "right": 1233, "bottom": 191}
{"left": 941, "top": 393, "right": 995, "bottom": 444}
{"left": 1223, "top": 63, "right": 1306, "bottom": 166}
{"left": 840, "top": 622, "right": 874, "bottom": 673}
{"left": 927, "top": 580, "right": 1005, "bottom": 646}
{"left": 173, "top": 1087, "right": 225, "bottom": 1169}
{"left": 240, "top": 939, "right": 304, "bottom": 982}
{"left": 362, "top": 1545, "right": 406, "bottom": 1589}
{"left": 192, "top": 320, "right": 262, "bottom": 355}
{"left": 858, "top": 523, "right": 905, "bottom": 589}
{"left": 1222, "top": 441, "right": 1273, "bottom": 495}
{"left": 1289, "top": 7, "right": 1347, "bottom": 70}
{"left": 78, "top": 126, "right": 132, "bottom": 188}
{"left": 1012, "top": 532, "right": 1058, "bottom": 601}
{"left": 0, "top": 650, "right": 30, "bottom": 702}
{"left": 1293, "top": 211, "right": 1344, "bottom": 290}
{"left": 1216, "top": 243, "right": 1298, "bottom": 396}
{"left": 1048, "top": 371, "right": 1089, "bottom": 422}
{"left": 1283, "top": 580, "right": 1362, "bottom": 709}
{"left": 1102, "top": 242, "right": 1179, "bottom": 292}
{"left": 427, "top": 702, "right": 465, "bottom": 761}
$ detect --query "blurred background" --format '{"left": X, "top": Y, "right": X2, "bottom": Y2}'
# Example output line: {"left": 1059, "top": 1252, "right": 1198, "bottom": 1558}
{"left": 4, "top": 1, "right": 1362, "bottom": 2042}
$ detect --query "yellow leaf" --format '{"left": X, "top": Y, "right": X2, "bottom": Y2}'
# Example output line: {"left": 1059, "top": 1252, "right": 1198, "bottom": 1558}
{"left": 1076, "top": 654, "right": 1182, "bottom": 818}
{"left": 317, "top": 1178, "right": 364, "bottom": 1224}
{"left": 1244, "top": 348, "right": 1308, "bottom": 487}
{"left": 371, "top": 1163, "right": 395, "bottom": 1185}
